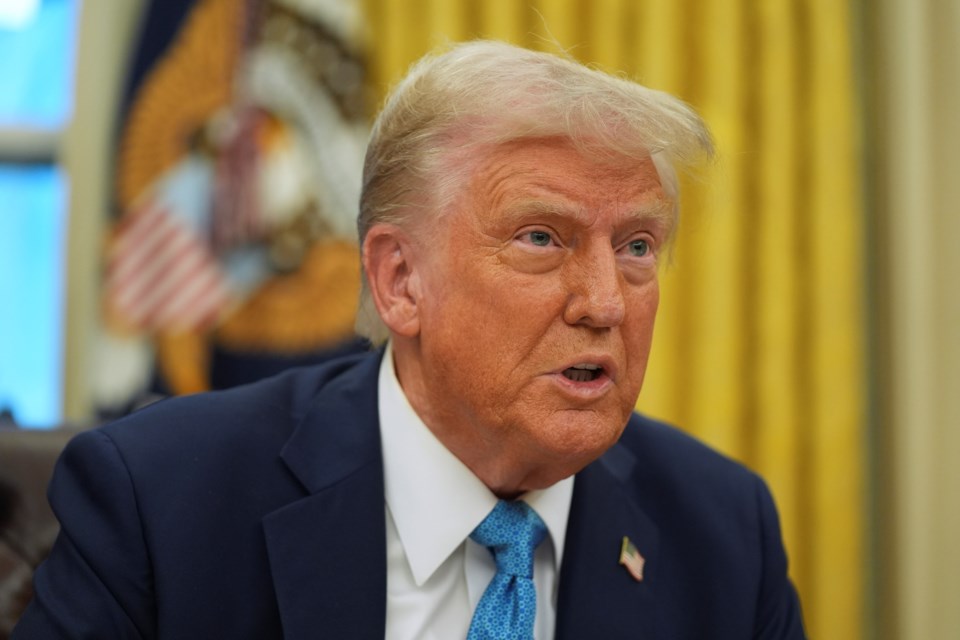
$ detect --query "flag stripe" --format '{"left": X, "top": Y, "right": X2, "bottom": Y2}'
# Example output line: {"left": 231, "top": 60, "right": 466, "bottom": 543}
{"left": 110, "top": 223, "right": 197, "bottom": 312}
{"left": 107, "top": 205, "right": 180, "bottom": 285}
{"left": 151, "top": 266, "right": 228, "bottom": 328}
{"left": 119, "top": 243, "right": 208, "bottom": 323}
{"left": 106, "top": 200, "right": 231, "bottom": 331}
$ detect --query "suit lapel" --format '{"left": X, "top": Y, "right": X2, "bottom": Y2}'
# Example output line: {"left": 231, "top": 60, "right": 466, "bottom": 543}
{"left": 260, "top": 352, "right": 662, "bottom": 638}
{"left": 263, "top": 353, "right": 387, "bottom": 640}
{"left": 556, "top": 442, "right": 661, "bottom": 639}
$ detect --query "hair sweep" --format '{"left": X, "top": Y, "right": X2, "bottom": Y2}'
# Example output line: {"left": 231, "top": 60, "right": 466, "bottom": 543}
{"left": 355, "top": 40, "right": 714, "bottom": 342}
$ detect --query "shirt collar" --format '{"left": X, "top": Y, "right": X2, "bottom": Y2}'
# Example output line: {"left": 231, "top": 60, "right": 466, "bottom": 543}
{"left": 378, "top": 343, "right": 573, "bottom": 587}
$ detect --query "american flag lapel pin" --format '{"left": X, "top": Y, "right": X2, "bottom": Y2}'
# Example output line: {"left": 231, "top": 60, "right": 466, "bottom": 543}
{"left": 619, "top": 536, "right": 645, "bottom": 582}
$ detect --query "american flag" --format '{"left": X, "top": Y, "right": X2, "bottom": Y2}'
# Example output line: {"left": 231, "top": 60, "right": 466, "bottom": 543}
{"left": 619, "top": 536, "right": 645, "bottom": 582}
{"left": 105, "top": 198, "right": 231, "bottom": 332}
{"left": 211, "top": 107, "right": 265, "bottom": 250}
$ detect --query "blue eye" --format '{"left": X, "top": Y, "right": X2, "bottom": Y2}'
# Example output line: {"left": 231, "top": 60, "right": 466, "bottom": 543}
{"left": 629, "top": 239, "right": 650, "bottom": 257}
{"left": 528, "top": 231, "right": 551, "bottom": 246}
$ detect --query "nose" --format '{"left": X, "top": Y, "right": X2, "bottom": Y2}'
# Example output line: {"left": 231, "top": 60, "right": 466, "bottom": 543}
{"left": 561, "top": 246, "right": 626, "bottom": 328}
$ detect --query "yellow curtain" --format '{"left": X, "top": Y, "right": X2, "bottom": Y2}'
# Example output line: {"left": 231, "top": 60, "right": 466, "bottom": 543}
{"left": 361, "top": 1, "right": 866, "bottom": 638}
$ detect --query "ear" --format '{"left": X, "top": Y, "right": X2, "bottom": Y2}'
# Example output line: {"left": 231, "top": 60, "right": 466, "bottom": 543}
{"left": 362, "top": 224, "right": 422, "bottom": 338}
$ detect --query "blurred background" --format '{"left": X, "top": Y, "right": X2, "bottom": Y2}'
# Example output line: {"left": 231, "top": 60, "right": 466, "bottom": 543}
{"left": 0, "top": 0, "right": 957, "bottom": 638}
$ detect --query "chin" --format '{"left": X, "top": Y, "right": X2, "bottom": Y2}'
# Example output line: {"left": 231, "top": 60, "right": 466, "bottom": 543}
{"left": 536, "top": 413, "right": 626, "bottom": 464}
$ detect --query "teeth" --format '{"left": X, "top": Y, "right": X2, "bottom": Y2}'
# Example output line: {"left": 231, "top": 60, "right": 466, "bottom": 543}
{"left": 563, "top": 364, "right": 603, "bottom": 382}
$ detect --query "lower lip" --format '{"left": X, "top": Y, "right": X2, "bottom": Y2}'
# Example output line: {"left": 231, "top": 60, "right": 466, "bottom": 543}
{"left": 548, "top": 372, "right": 614, "bottom": 400}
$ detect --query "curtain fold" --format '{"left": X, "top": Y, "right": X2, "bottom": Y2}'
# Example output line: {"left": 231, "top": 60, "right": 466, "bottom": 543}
{"left": 361, "top": 2, "right": 866, "bottom": 637}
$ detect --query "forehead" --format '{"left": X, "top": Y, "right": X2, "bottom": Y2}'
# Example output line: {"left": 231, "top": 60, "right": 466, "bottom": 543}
{"left": 462, "top": 138, "right": 668, "bottom": 222}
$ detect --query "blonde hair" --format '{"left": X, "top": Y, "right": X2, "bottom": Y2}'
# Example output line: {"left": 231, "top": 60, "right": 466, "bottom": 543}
{"left": 356, "top": 40, "right": 713, "bottom": 342}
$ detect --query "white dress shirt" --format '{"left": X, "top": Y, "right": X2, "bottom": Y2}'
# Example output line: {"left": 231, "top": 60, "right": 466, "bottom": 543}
{"left": 378, "top": 345, "right": 574, "bottom": 640}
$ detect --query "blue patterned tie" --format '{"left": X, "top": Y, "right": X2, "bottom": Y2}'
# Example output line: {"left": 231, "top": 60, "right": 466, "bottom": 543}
{"left": 467, "top": 500, "right": 548, "bottom": 640}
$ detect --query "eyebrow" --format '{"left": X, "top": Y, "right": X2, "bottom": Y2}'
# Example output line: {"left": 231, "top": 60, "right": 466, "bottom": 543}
{"left": 502, "top": 197, "right": 674, "bottom": 225}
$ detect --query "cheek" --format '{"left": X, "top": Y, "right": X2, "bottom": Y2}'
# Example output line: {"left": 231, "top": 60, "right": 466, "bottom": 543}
{"left": 626, "top": 277, "right": 659, "bottom": 330}
{"left": 447, "top": 266, "right": 566, "bottom": 349}
{"left": 623, "top": 283, "right": 660, "bottom": 375}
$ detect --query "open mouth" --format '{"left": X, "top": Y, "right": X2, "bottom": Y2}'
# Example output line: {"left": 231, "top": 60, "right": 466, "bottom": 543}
{"left": 562, "top": 364, "right": 603, "bottom": 383}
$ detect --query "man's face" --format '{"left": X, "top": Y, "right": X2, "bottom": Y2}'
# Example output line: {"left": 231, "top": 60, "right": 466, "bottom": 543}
{"left": 402, "top": 138, "right": 671, "bottom": 493}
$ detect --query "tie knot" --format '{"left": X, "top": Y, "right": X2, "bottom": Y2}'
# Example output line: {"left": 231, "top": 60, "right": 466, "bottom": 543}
{"left": 470, "top": 500, "right": 547, "bottom": 579}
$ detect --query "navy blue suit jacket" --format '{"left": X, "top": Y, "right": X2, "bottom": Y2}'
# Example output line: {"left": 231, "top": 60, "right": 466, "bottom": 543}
{"left": 15, "top": 350, "right": 804, "bottom": 638}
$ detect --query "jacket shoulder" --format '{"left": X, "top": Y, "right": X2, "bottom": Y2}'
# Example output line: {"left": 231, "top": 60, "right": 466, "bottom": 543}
{"left": 596, "top": 415, "right": 805, "bottom": 638}
{"left": 607, "top": 413, "right": 774, "bottom": 541}
{"left": 95, "top": 349, "right": 378, "bottom": 457}
{"left": 617, "top": 413, "right": 760, "bottom": 489}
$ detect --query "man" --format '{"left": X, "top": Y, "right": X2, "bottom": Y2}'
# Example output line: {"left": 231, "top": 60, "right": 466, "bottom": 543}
{"left": 15, "top": 41, "right": 805, "bottom": 638}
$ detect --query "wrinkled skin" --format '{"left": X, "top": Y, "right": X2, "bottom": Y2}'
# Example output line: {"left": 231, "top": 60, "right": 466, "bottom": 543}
{"left": 365, "top": 138, "right": 672, "bottom": 497}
